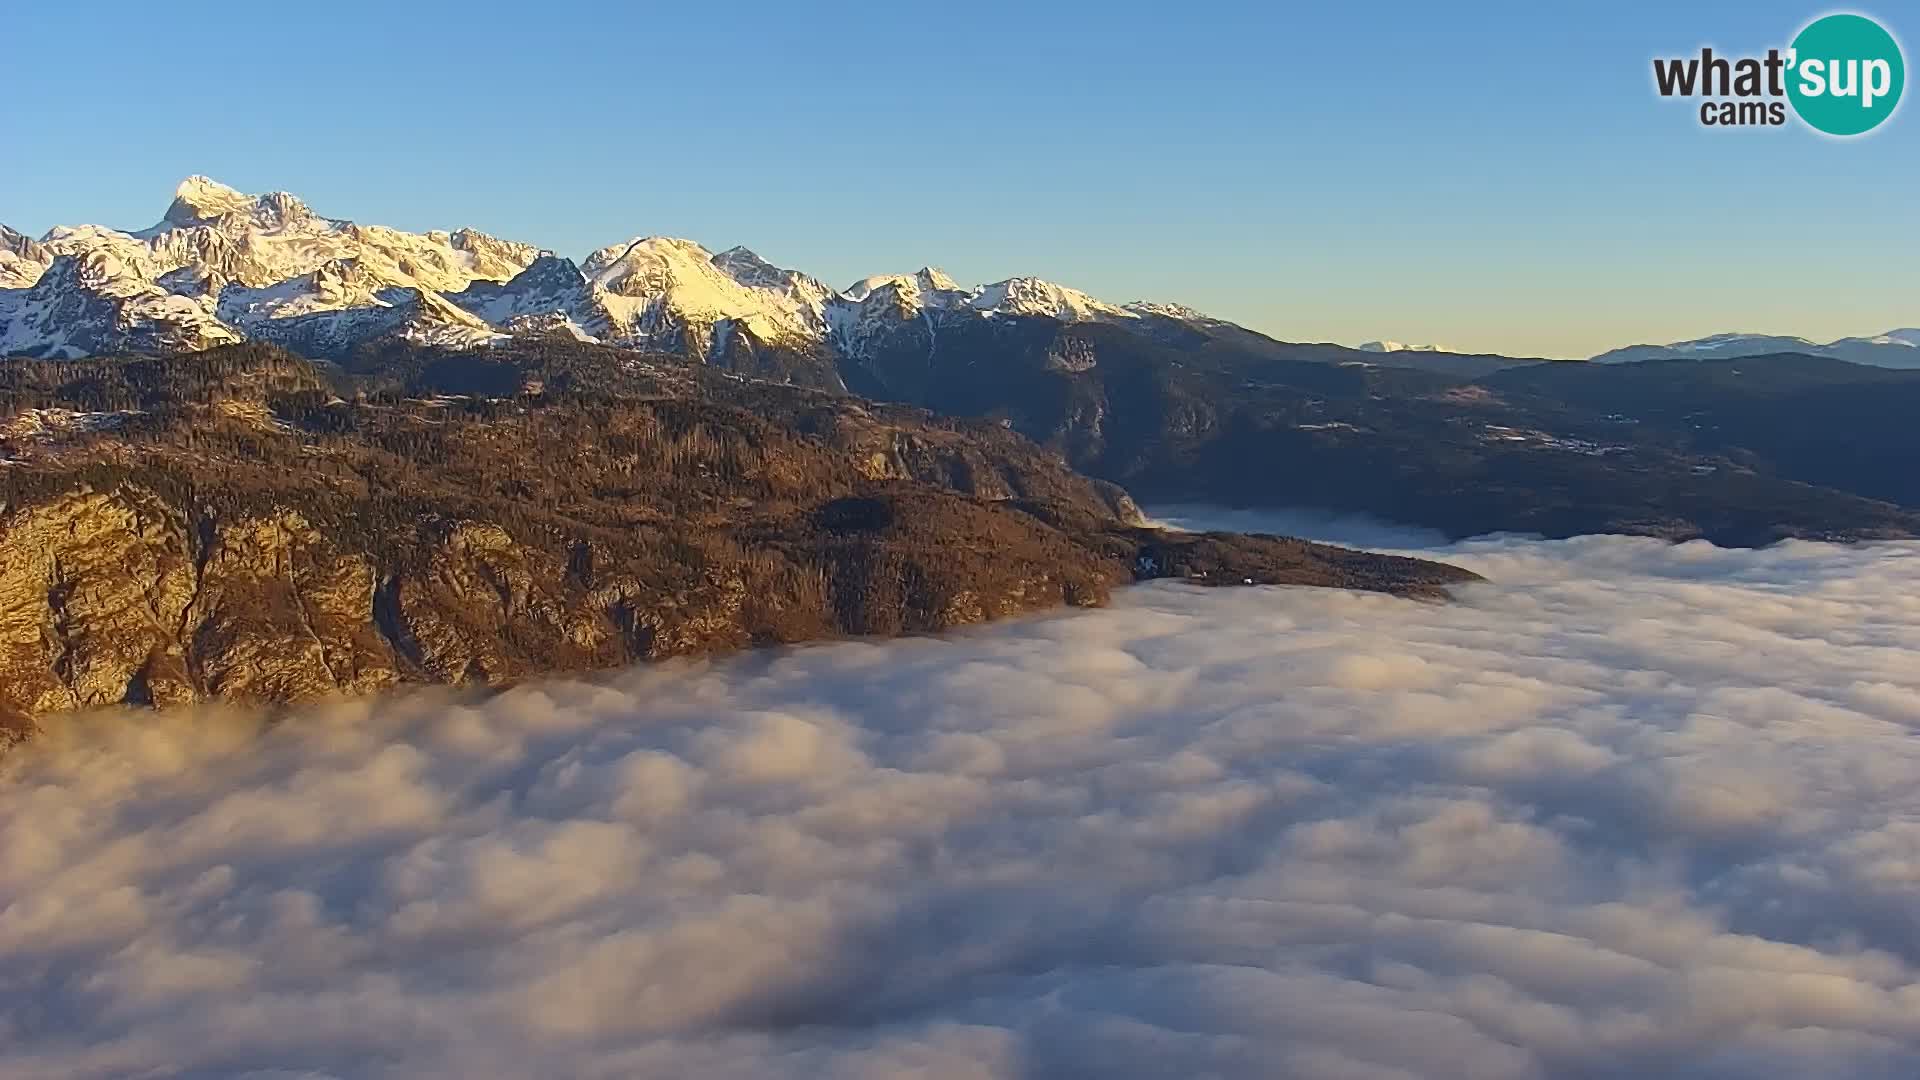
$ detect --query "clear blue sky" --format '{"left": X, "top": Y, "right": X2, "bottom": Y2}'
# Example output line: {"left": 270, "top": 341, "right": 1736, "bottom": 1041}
{"left": 3, "top": 0, "right": 1913, "bottom": 357}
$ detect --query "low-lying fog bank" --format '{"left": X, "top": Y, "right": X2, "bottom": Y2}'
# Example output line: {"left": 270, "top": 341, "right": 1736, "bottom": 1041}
{"left": 5, "top": 514, "right": 1920, "bottom": 1078}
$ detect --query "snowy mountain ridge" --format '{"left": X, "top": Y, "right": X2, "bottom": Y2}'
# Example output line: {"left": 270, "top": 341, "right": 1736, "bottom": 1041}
{"left": 0, "top": 177, "right": 1168, "bottom": 367}
{"left": 6, "top": 177, "right": 1911, "bottom": 372}
{"left": 1, "top": 177, "right": 543, "bottom": 359}
{"left": 1590, "top": 330, "right": 1920, "bottom": 370}
{"left": 1357, "top": 340, "right": 1452, "bottom": 354}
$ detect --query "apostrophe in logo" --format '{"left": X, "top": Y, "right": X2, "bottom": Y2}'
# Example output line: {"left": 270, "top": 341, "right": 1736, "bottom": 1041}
{"left": 1787, "top": 13, "right": 1904, "bottom": 135}
{"left": 1652, "top": 11, "right": 1905, "bottom": 136}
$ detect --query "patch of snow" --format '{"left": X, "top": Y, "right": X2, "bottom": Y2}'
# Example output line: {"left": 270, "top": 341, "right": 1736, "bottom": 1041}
{"left": 1, "top": 408, "right": 141, "bottom": 441}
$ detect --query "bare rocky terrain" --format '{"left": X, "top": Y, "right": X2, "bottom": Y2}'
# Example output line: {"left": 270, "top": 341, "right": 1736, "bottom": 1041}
{"left": 0, "top": 344, "right": 1478, "bottom": 742}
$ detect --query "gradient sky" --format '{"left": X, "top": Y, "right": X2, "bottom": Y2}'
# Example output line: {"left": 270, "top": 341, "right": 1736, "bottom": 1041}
{"left": 3, "top": 0, "right": 1913, "bottom": 357}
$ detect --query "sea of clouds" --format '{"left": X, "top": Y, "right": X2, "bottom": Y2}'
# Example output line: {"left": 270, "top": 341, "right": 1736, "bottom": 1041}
{"left": 5, "top": 511, "right": 1920, "bottom": 1079}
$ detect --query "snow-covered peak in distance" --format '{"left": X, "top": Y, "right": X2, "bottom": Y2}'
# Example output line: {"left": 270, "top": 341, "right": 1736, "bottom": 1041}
{"left": 454, "top": 253, "right": 590, "bottom": 315}
{"left": 1672, "top": 332, "right": 1822, "bottom": 354}
{"left": 1124, "top": 301, "right": 1216, "bottom": 321}
{"left": 1590, "top": 331, "right": 1920, "bottom": 369}
{"left": 968, "top": 276, "right": 1136, "bottom": 321}
{"left": 836, "top": 268, "right": 1138, "bottom": 323}
{"left": 13, "top": 174, "right": 1917, "bottom": 377}
{"left": 139, "top": 178, "right": 327, "bottom": 258}
{"left": 444, "top": 254, "right": 613, "bottom": 344}
{"left": 1807, "top": 329, "right": 1920, "bottom": 369}
{"left": 1833, "top": 328, "right": 1920, "bottom": 349}
{"left": 842, "top": 267, "right": 967, "bottom": 305}
{"left": 156, "top": 175, "right": 261, "bottom": 229}
{"left": 712, "top": 246, "right": 827, "bottom": 294}
{"left": 1589, "top": 332, "right": 1820, "bottom": 362}
{"left": 824, "top": 268, "right": 969, "bottom": 363}
{"left": 0, "top": 177, "right": 546, "bottom": 359}
{"left": 579, "top": 236, "right": 828, "bottom": 357}
{"left": 6, "top": 176, "right": 1198, "bottom": 364}
{"left": 1358, "top": 340, "right": 1451, "bottom": 354}
{"left": 709, "top": 245, "right": 837, "bottom": 328}
{"left": 18, "top": 176, "right": 539, "bottom": 296}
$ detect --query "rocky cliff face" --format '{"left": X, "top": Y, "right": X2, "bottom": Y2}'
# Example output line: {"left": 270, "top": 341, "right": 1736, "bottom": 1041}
{"left": 0, "top": 486, "right": 1064, "bottom": 734}
{"left": 0, "top": 344, "right": 1478, "bottom": 744}
{"left": 0, "top": 489, "right": 403, "bottom": 720}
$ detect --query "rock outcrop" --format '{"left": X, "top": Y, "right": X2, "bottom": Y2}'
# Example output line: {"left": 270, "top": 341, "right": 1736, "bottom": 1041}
{"left": 0, "top": 344, "right": 1479, "bottom": 744}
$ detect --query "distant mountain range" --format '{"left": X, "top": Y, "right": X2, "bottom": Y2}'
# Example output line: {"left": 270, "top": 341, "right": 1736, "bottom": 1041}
{"left": 1358, "top": 334, "right": 1920, "bottom": 369}
{"left": 1589, "top": 331, "right": 1920, "bottom": 369}
{"left": 0, "top": 177, "right": 1260, "bottom": 375}
{"left": 5, "top": 177, "right": 1909, "bottom": 374}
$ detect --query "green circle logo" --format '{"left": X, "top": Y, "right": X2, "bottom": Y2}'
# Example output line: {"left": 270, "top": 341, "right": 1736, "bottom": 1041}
{"left": 1787, "top": 13, "right": 1905, "bottom": 135}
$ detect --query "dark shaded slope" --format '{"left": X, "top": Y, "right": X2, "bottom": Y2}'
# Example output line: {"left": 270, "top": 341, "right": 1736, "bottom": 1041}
{"left": 1485, "top": 353, "right": 1920, "bottom": 509}
{"left": 839, "top": 321, "right": 1920, "bottom": 546}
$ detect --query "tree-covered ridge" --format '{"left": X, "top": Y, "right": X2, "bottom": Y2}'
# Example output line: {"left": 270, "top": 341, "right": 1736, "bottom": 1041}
{"left": 0, "top": 344, "right": 1476, "bottom": 739}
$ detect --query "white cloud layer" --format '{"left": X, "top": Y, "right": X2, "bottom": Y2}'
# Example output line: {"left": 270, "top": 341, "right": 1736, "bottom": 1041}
{"left": 6, "top": 517, "right": 1920, "bottom": 1078}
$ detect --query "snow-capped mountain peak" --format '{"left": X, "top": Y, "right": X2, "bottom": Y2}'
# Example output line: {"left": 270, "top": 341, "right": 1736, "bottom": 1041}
{"left": 1674, "top": 332, "right": 1821, "bottom": 354}
{"left": 0, "top": 177, "right": 545, "bottom": 358}
{"left": 838, "top": 268, "right": 1134, "bottom": 324}
{"left": 1358, "top": 340, "right": 1450, "bottom": 354}
{"left": 4, "top": 175, "right": 1220, "bottom": 368}
{"left": 1124, "top": 301, "right": 1214, "bottom": 321}
{"left": 969, "top": 276, "right": 1135, "bottom": 321}
{"left": 496, "top": 252, "right": 591, "bottom": 297}
{"left": 575, "top": 236, "right": 827, "bottom": 357}
{"left": 711, "top": 245, "right": 790, "bottom": 288}
{"left": 144, "top": 177, "right": 322, "bottom": 243}
{"left": 446, "top": 254, "right": 611, "bottom": 343}
{"left": 1590, "top": 331, "right": 1920, "bottom": 369}
{"left": 842, "top": 267, "right": 964, "bottom": 304}
{"left": 159, "top": 175, "right": 259, "bottom": 228}
{"left": 1834, "top": 328, "right": 1920, "bottom": 349}
{"left": 582, "top": 236, "right": 709, "bottom": 295}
